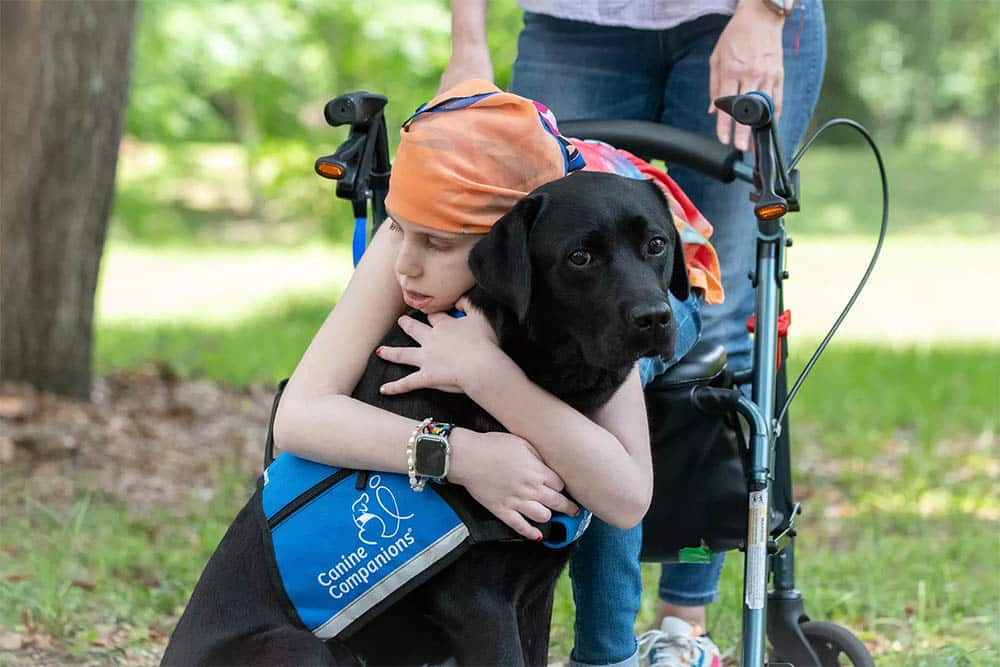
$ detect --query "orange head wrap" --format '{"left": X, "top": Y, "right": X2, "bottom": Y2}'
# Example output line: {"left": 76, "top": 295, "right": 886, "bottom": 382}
{"left": 384, "top": 80, "right": 584, "bottom": 235}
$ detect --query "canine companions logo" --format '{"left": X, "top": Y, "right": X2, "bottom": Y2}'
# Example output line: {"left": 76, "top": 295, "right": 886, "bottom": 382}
{"left": 351, "top": 475, "right": 415, "bottom": 545}
{"left": 317, "top": 475, "right": 420, "bottom": 600}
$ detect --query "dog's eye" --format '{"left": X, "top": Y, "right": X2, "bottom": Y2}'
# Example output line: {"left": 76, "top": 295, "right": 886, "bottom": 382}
{"left": 647, "top": 237, "right": 667, "bottom": 255}
{"left": 568, "top": 249, "right": 592, "bottom": 266}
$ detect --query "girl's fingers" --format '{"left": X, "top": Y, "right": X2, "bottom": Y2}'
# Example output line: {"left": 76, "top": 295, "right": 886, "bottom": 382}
{"left": 375, "top": 345, "right": 420, "bottom": 367}
{"left": 455, "top": 296, "right": 475, "bottom": 313}
{"left": 538, "top": 487, "right": 579, "bottom": 518}
{"left": 426, "top": 311, "right": 449, "bottom": 326}
{"left": 379, "top": 371, "right": 423, "bottom": 395}
{"left": 397, "top": 314, "right": 432, "bottom": 342}
{"left": 518, "top": 501, "right": 553, "bottom": 525}
{"left": 501, "top": 510, "right": 544, "bottom": 542}
{"left": 539, "top": 468, "right": 565, "bottom": 493}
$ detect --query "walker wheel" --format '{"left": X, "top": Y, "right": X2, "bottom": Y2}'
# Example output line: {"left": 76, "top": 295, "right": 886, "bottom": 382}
{"left": 772, "top": 620, "right": 874, "bottom": 666}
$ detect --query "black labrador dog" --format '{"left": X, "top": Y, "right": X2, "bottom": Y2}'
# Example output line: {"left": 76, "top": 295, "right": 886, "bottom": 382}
{"left": 162, "top": 171, "right": 689, "bottom": 666}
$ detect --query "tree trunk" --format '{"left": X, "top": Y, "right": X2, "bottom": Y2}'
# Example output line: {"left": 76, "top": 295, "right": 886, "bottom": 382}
{"left": 1, "top": 0, "right": 137, "bottom": 400}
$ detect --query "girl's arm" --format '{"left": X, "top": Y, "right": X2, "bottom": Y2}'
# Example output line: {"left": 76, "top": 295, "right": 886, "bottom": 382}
{"left": 465, "top": 350, "right": 653, "bottom": 528}
{"left": 379, "top": 309, "right": 654, "bottom": 528}
{"left": 272, "top": 223, "right": 577, "bottom": 540}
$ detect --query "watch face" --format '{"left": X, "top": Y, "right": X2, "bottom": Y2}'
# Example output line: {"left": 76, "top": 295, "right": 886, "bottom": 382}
{"left": 414, "top": 434, "right": 448, "bottom": 478}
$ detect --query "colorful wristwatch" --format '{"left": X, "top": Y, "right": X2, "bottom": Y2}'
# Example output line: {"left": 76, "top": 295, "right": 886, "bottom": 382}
{"left": 407, "top": 420, "right": 453, "bottom": 491}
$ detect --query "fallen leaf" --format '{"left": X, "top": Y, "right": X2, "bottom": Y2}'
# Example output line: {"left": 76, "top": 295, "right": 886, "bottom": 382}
{"left": 6, "top": 573, "right": 31, "bottom": 583}
{"left": 0, "top": 436, "right": 14, "bottom": 463}
{"left": 0, "top": 630, "right": 23, "bottom": 651}
{"left": 71, "top": 578, "right": 96, "bottom": 592}
{"left": 0, "top": 396, "right": 28, "bottom": 419}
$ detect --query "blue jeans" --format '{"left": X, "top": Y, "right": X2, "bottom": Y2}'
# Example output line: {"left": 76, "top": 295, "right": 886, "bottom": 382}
{"left": 512, "top": 5, "right": 826, "bottom": 665}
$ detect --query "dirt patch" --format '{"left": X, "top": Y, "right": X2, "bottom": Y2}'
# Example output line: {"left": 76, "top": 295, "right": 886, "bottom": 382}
{"left": 1, "top": 367, "right": 281, "bottom": 665}
{"left": 1, "top": 364, "right": 275, "bottom": 515}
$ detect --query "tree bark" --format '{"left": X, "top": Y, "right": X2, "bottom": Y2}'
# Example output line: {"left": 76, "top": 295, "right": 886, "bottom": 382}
{"left": 1, "top": 0, "right": 137, "bottom": 399}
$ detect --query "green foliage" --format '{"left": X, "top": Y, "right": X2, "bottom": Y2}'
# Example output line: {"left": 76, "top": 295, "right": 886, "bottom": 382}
{"left": 125, "top": 0, "right": 999, "bottom": 149}
{"left": 115, "top": 0, "right": 999, "bottom": 247}
{"left": 127, "top": 0, "right": 458, "bottom": 145}
{"left": 820, "top": 1, "right": 1000, "bottom": 143}
{"left": 96, "top": 292, "right": 332, "bottom": 384}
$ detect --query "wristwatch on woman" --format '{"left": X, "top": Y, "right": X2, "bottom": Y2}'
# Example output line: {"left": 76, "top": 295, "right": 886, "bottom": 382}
{"left": 761, "top": 0, "right": 795, "bottom": 17}
{"left": 407, "top": 419, "right": 454, "bottom": 491}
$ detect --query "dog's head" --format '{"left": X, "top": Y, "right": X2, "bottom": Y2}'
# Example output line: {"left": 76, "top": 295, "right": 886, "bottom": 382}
{"left": 468, "top": 171, "right": 689, "bottom": 372}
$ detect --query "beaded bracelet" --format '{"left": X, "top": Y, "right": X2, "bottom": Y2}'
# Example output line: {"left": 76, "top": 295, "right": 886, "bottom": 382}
{"left": 406, "top": 418, "right": 434, "bottom": 491}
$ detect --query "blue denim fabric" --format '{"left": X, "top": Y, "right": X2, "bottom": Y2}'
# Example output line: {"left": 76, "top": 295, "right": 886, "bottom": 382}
{"left": 512, "top": 5, "right": 826, "bottom": 664}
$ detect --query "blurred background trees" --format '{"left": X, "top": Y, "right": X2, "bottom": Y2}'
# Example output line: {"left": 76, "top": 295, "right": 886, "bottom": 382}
{"left": 125, "top": 0, "right": 999, "bottom": 146}
{"left": 116, "top": 0, "right": 998, "bottom": 245}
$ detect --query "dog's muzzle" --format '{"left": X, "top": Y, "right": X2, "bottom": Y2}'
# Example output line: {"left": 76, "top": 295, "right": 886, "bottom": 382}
{"left": 626, "top": 301, "right": 676, "bottom": 360}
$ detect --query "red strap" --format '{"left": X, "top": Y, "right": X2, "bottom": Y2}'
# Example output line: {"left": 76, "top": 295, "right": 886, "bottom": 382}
{"left": 746, "top": 310, "right": 792, "bottom": 371}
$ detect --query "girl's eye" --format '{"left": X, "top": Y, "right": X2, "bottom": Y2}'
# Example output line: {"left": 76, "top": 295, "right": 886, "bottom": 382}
{"left": 426, "top": 237, "right": 452, "bottom": 251}
{"left": 647, "top": 237, "right": 667, "bottom": 255}
{"left": 388, "top": 219, "right": 402, "bottom": 233}
{"left": 568, "top": 249, "right": 592, "bottom": 266}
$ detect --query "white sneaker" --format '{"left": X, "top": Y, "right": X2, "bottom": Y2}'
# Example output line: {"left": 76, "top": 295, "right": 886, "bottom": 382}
{"left": 636, "top": 617, "right": 722, "bottom": 667}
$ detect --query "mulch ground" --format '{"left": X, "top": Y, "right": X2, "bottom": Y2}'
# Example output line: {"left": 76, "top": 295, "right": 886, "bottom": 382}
{"left": 1, "top": 365, "right": 279, "bottom": 665}
{"left": 1, "top": 363, "right": 276, "bottom": 514}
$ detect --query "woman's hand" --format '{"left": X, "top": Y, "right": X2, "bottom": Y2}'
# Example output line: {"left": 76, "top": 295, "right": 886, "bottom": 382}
{"left": 377, "top": 297, "right": 500, "bottom": 395}
{"left": 708, "top": 0, "right": 786, "bottom": 150}
{"left": 447, "top": 428, "right": 580, "bottom": 541}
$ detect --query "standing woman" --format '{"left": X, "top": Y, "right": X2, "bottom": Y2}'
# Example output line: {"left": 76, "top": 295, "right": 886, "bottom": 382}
{"left": 441, "top": 1, "right": 827, "bottom": 664}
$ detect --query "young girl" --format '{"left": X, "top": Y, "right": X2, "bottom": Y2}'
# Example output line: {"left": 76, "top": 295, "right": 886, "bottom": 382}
{"left": 273, "top": 79, "right": 654, "bottom": 546}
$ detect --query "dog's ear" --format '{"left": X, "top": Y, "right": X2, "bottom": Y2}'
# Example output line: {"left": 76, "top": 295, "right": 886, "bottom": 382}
{"left": 468, "top": 192, "right": 548, "bottom": 323}
{"left": 642, "top": 179, "right": 690, "bottom": 301}
{"left": 667, "top": 221, "right": 690, "bottom": 301}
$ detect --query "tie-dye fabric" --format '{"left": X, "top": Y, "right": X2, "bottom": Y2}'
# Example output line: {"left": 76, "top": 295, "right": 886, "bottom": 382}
{"left": 386, "top": 80, "right": 584, "bottom": 235}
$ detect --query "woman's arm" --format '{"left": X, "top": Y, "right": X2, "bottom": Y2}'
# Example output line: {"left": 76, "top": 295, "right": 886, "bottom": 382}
{"left": 439, "top": 0, "right": 493, "bottom": 93}
{"left": 272, "top": 224, "right": 577, "bottom": 540}
{"left": 379, "top": 308, "right": 654, "bottom": 528}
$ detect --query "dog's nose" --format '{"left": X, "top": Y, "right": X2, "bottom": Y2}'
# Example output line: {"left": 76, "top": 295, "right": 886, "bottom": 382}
{"left": 627, "top": 302, "right": 672, "bottom": 331}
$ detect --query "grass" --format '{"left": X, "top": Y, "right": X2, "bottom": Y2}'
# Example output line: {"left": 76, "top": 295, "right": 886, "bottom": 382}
{"left": 4, "top": 294, "right": 990, "bottom": 663}
{"left": 0, "top": 472, "right": 254, "bottom": 663}
{"left": 792, "top": 139, "right": 999, "bottom": 238}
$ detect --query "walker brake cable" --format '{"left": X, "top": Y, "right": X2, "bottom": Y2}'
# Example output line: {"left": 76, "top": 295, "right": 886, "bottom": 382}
{"left": 776, "top": 119, "right": 890, "bottom": 425}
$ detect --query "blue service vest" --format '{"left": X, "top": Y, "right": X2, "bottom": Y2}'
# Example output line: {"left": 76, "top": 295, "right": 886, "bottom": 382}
{"left": 261, "top": 453, "right": 591, "bottom": 640}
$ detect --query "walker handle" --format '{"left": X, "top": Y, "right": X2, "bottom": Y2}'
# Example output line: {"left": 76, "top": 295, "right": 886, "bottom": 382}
{"left": 558, "top": 119, "right": 752, "bottom": 184}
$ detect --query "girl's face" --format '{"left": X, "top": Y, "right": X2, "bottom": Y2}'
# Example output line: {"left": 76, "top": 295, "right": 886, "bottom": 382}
{"left": 387, "top": 214, "right": 483, "bottom": 314}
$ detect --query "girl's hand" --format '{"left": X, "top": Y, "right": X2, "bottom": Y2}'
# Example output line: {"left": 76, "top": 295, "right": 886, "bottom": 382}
{"left": 377, "top": 297, "right": 500, "bottom": 395}
{"left": 708, "top": 0, "right": 786, "bottom": 151}
{"left": 447, "top": 428, "right": 580, "bottom": 541}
